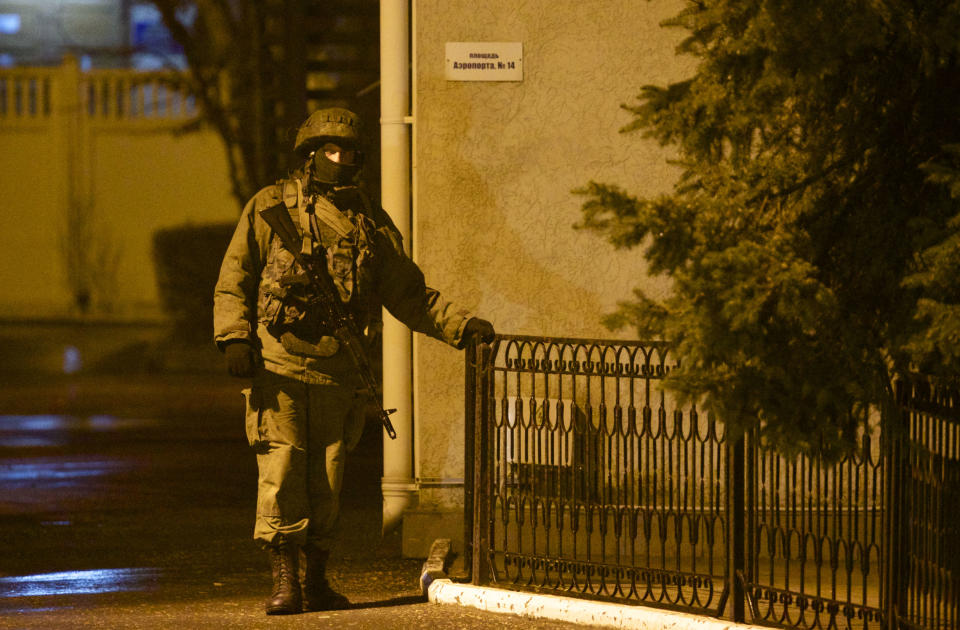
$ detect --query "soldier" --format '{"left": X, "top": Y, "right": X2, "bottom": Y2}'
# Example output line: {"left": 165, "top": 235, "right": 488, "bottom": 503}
{"left": 213, "top": 107, "right": 494, "bottom": 615}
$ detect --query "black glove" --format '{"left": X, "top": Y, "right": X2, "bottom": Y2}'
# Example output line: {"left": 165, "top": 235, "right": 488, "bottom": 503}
{"left": 224, "top": 342, "right": 256, "bottom": 378}
{"left": 463, "top": 318, "right": 496, "bottom": 345}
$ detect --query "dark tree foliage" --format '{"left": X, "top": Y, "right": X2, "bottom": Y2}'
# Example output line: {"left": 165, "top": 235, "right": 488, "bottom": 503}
{"left": 576, "top": 1, "right": 960, "bottom": 458}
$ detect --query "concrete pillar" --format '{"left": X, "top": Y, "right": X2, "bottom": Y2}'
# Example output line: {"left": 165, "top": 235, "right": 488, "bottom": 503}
{"left": 379, "top": 0, "right": 417, "bottom": 534}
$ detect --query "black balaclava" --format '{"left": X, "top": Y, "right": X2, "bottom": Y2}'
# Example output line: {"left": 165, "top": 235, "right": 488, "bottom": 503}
{"left": 308, "top": 142, "right": 361, "bottom": 188}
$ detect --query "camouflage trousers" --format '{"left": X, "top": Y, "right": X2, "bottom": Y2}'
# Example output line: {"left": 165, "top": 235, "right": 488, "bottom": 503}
{"left": 244, "top": 369, "right": 354, "bottom": 550}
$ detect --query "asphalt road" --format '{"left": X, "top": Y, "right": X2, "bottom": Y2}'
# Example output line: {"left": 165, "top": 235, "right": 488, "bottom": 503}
{"left": 0, "top": 372, "right": 595, "bottom": 629}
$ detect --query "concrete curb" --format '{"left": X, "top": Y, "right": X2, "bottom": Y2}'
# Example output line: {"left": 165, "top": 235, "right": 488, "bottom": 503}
{"left": 419, "top": 537, "right": 451, "bottom": 597}
{"left": 419, "top": 537, "right": 768, "bottom": 630}
{"left": 426, "top": 580, "right": 770, "bottom": 630}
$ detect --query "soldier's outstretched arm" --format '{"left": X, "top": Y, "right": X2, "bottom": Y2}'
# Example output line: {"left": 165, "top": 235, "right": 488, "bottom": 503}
{"left": 373, "top": 226, "right": 488, "bottom": 349}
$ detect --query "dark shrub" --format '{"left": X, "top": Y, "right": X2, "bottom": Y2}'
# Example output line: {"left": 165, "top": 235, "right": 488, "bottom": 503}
{"left": 152, "top": 223, "right": 236, "bottom": 344}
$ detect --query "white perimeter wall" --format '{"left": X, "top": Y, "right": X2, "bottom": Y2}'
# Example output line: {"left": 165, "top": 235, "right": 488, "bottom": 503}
{"left": 0, "top": 61, "right": 238, "bottom": 319}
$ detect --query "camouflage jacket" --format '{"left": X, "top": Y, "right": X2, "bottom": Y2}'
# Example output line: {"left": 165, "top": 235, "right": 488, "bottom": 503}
{"left": 213, "top": 176, "right": 474, "bottom": 385}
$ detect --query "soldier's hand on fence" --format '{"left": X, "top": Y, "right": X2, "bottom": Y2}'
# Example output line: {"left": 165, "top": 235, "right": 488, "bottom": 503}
{"left": 224, "top": 342, "right": 256, "bottom": 378}
{"left": 464, "top": 318, "right": 496, "bottom": 345}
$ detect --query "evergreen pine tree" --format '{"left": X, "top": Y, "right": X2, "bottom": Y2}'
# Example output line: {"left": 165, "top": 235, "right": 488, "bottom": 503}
{"left": 577, "top": 1, "right": 960, "bottom": 458}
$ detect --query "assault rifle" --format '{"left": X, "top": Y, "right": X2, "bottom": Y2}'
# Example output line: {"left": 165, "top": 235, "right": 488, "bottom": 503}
{"left": 260, "top": 202, "right": 398, "bottom": 439}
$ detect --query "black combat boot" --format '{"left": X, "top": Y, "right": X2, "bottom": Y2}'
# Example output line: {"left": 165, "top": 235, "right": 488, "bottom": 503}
{"left": 301, "top": 546, "right": 350, "bottom": 611}
{"left": 265, "top": 543, "right": 302, "bottom": 615}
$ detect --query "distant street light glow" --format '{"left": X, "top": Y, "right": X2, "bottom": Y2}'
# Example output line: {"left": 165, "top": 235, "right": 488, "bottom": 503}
{"left": 0, "top": 14, "right": 20, "bottom": 35}
{"left": 62, "top": 346, "right": 82, "bottom": 374}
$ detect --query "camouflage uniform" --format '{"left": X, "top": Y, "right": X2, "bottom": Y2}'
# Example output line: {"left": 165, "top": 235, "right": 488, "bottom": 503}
{"left": 214, "top": 107, "right": 492, "bottom": 615}
{"left": 214, "top": 173, "right": 473, "bottom": 550}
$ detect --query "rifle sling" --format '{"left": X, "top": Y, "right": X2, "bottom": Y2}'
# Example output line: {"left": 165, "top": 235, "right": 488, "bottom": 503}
{"left": 311, "top": 195, "right": 356, "bottom": 240}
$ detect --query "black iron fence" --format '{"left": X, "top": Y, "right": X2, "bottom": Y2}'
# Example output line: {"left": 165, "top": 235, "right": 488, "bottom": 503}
{"left": 464, "top": 335, "right": 959, "bottom": 630}
{"left": 894, "top": 376, "right": 959, "bottom": 630}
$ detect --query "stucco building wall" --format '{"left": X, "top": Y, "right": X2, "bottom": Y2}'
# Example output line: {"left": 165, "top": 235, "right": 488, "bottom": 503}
{"left": 411, "top": 1, "right": 691, "bottom": 513}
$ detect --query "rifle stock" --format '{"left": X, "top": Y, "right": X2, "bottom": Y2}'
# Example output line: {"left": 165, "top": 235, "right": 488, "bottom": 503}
{"left": 259, "top": 203, "right": 398, "bottom": 439}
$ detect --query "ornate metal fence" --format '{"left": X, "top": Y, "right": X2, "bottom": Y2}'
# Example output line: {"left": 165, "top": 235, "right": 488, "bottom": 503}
{"left": 894, "top": 377, "right": 959, "bottom": 630}
{"left": 464, "top": 335, "right": 959, "bottom": 630}
{"left": 465, "top": 335, "right": 728, "bottom": 614}
{"left": 744, "top": 418, "right": 886, "bottom": 628}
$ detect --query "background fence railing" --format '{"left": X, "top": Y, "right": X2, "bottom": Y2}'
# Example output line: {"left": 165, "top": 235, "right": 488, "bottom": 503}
{"left": 0, "top": 57, "right": 196, "bottom": 124}
{"left": 465, "top": 335, "right": 959, "bottom": 630}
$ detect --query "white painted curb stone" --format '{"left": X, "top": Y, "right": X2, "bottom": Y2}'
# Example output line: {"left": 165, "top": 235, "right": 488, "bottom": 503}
{"left": 427, "top": 579, "right": 769, "bottom": 630}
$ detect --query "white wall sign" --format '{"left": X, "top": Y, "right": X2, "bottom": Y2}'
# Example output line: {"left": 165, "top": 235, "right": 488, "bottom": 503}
{"left": 445, "top": 42, "right": 523, "bottom": 82}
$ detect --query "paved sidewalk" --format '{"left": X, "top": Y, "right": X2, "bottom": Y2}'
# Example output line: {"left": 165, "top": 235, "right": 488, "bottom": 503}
{"left": 0, "top": 357, "right": 766, "bottom": 629}
{"left": 0, "top": 372, "right": 596, "bottom": 629}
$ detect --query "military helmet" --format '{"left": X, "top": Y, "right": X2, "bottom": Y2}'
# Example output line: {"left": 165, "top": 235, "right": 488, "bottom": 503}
{"left": 294, "top": 107, "right": 362, "bottom": 156}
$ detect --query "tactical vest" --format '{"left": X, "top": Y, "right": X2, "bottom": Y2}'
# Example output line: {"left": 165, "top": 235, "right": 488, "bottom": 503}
{"left": 256, "top": 177, "right": 379, "bottom": 357}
